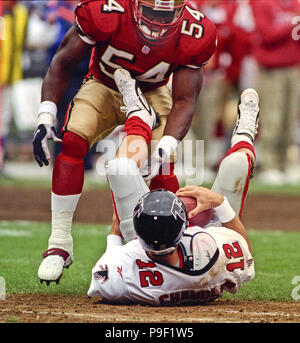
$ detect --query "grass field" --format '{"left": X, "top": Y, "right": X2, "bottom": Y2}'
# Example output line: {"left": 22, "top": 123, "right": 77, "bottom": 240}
{"left": 2, "top": 174, "right": 300, "bottom": 196}
{"left": 0, "top": 220, "right": 299, "bottom": 301}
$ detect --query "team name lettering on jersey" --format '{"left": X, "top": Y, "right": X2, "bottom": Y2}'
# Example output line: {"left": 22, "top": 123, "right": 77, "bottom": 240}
{"left": 159, "top": 281, "right": 236, "bottom": 305}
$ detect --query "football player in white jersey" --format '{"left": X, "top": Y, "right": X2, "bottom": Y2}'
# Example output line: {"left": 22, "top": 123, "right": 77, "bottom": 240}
{"left": 87, "top": 85, "right": 259, "bottom": 305}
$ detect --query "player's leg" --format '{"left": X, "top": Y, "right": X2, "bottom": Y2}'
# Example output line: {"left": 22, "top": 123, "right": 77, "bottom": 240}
{"left": 144, "top": 86, "right": 180, "bottom": 193}
{"left": 105, "top": 70, "right": 157, "bottom": 242}
{"left": 113, "top": 70, "right": 179, "bottom": 193}
{"left": 38, "top": 78, "right": 124, "bottom": 284}
{"left": 108, "top": 133, "right": 149, "bottom": 243}
{"left": 108, "top": 73, "right": 179, "bottom": 241}
{"left": 106, "top": 156, "right": 149, "bottom": 242}
{"left": 211, "top": 88, "right": 259, "bottom": 217}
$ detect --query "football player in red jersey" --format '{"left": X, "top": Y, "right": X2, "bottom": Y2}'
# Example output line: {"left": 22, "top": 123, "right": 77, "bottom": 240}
{"left": 33, "top": 0, "right": 217, "bottom": 285}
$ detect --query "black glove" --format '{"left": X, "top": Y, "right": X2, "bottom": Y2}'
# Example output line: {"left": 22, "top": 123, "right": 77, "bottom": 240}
{"left": 32, "top": 124, "right": 62, "bottom": 167}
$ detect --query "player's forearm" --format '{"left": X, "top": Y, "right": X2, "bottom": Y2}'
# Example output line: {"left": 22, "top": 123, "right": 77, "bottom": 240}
{"left": 164, "top": 67, "right": 203, "bottom": 140}
{"left": 222, "top": 217, "right": 252, "bottom": 254}
{"left": 163, "top": 99, "right": 195, "bottom": 140}
{"left": 213, "top": 197, "right": 252, "bottom": 253}
{"left": 41, "top": 61, "right": 74, "bottom": 104}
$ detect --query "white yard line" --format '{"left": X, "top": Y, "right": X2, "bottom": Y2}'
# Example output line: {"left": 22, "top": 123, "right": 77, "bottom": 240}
{"left": 0, "top": 229, "right": 32, "bottom": 237}
{"left": 1, "top": 307, "right": 299, "bottom": 322}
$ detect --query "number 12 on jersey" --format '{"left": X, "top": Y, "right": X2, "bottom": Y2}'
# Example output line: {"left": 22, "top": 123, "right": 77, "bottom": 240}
{"left": 136, "top": 259, "right": 164, "bottom": 288}
{"left": 223, "top": 241, "right": 245, "bottom": 272}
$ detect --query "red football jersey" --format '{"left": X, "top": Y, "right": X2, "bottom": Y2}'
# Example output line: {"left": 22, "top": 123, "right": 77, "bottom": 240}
{"left": 250, "top": 0, "right": 300, "bottom": 68}
{"left": 74, "top": 0, "right": 217, "bottom": 92}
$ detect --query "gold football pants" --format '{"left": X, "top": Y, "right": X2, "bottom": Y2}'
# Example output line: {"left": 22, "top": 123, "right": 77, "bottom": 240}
{"left": 63, "top": 77, "right": 173, "bottom": 158}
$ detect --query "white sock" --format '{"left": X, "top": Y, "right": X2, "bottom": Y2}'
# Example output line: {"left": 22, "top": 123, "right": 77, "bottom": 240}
{"left": 49, "top": 192, "right": 81, "bottom": 259}
{"left": 231, "top": 134, "right": 253, "bottom": 147}
{"left": 49, "top": 211, "right": 74, "bottom": 258}
{"left": 51, "top": 192, "right": 81, "bottom": 212}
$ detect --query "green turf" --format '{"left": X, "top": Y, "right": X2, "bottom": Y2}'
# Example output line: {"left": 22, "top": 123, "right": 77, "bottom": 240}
{"left": 1, "top": 174, "right": 300, "bottom": 196}
{"left": 0, "top": 221, "right": 110, "bottom": 295}
{"left": 1, "top": 221, "right": 299, "bottom": 301}
{"left": 223, "top": 229, "right": 300, "bottom": 301}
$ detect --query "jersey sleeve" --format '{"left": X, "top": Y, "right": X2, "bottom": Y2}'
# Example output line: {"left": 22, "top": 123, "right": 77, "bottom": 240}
{"left": 74, "top": 0, "right": 119, "bottom": 44}
{"left": 87, "top": 247, "right": 131, "bottom": 303}
{"left": 206, "top": 226, "right": 255, "bottom": 291}
{"left": 179, "top": 12, "right": 218, "bottom": 68}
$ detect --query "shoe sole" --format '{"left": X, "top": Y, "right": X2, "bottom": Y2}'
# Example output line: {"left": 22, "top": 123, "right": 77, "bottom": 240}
{"left": 233, "top": 89, "right": 260, "bottom": 141}
{"left": 39, "top": 262, "right": 71, "bottom": 286}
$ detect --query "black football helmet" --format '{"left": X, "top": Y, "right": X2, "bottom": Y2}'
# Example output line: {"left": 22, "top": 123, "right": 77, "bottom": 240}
{"left": 133, "top": 189, "right": 188, "bottom": 255}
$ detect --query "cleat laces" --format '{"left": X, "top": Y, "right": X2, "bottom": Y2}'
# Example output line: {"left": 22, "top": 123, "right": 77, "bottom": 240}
{"left": 236, "top": 102, "right": 259, "bottom": 136}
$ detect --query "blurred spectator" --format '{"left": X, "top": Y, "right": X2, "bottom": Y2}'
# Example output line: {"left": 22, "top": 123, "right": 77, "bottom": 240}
{"left": 44, "top": 0, "right": 93, "bottom": 171}
{"left": 189, "top": 0, "right": 257, "bottom": 181}
{"left": 12, "top": 2, "right": 59, "bottom": 159}
{"left": 251, "top": 0, "right": 300, "bottom": 185}
{"left": 0, "top": 1, "right": 28, "bottom": 172}
{"left": 187, "top": 0, "right": 231, "bottom": 181}
{"left": 0, "top": 0, "right": 58, "bottom": 171}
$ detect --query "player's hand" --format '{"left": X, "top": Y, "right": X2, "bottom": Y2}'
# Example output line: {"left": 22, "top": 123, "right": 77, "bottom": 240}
{"left": 142, "top": 135, "right": 178, "bottom": 181}
{"left": 176, "top": 186, "right": 224, "bottom": 218}
{"left": 32, "top": 124, "right": 62, "bottom": 167}
{"left": 141, "top": 145, "right": 168, "bottom": 182}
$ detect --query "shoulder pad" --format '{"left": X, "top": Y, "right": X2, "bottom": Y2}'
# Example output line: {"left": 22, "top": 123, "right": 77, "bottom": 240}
{"left": 75, "top": 0, "right": 126, "bottom": 42}
{"left": 191, "top": 231, "right": 218, "bottom": 271}
{"left": 181, "top": 228, "right": 219, "bottom": 272}
{"left": 179, "top": 5, "right": 217, "bottom": 66}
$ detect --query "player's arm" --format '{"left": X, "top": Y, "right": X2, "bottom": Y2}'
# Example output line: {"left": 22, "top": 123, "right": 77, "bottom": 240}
{"left": 105, "top": 212, "right": 124, "bottom": 252}
{"left": 87, "top": 250, "right": 129, "bottom": 302}
{"left": 176, "top": 186, "right": 252, "bottom": 254}
{"left": 163, "top": 11, "right": 216, "bottom": 140}
{"left": 33, "top": 26, "right": 92, "bottom": 167}
{"left": 41, "top": 26, "right": 92, "bottom": 103}
{"left": 221, "top": 216, "right": 252, "bottom": 254}
{"left": 164, "top": 66, "right": 203, "bottom": 140}
{"left": 143, "top": 67, "right": 203, "bottom": 181}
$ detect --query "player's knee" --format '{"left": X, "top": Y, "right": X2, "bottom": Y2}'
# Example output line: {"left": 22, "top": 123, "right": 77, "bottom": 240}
{"left": 106, "top": 157, "right": 139, "bottom": 178}
{"left": 217, "top": 152, "right": 249, "bottom": 190}
{"left": 222, "top": 152, "right": 248, "bottom": 170}
{"left": 106, "top": 157, "right": 145, "bottom": 198}
{"left": 106, "top": 157, "right": 148, "bottom": 242}
{"left": 234, "top": 147, "right": 256, "bottom": 166}
{"left": 61, "top": 131, "right": 89, "bottom": 160}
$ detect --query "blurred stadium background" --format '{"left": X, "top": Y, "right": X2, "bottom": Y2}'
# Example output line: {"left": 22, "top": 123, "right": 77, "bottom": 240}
{"left": 0, "top": 0, "right": 300, "bottom": 322}
{"left": 0, "top": 0, "right": 299, "bottom": 186}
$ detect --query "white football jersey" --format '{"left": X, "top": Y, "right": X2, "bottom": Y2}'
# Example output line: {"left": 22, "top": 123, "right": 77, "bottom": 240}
{"left": 88, "top": 226, "right": 254, "bottom": 305}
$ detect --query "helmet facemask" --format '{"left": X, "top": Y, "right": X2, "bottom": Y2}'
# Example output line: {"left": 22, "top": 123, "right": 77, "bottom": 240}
{"left": 132, "top": 0, "right": 185, "bottom": 42}
{"left": 138, "top": 221, "right": 186, "bottom": 256}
